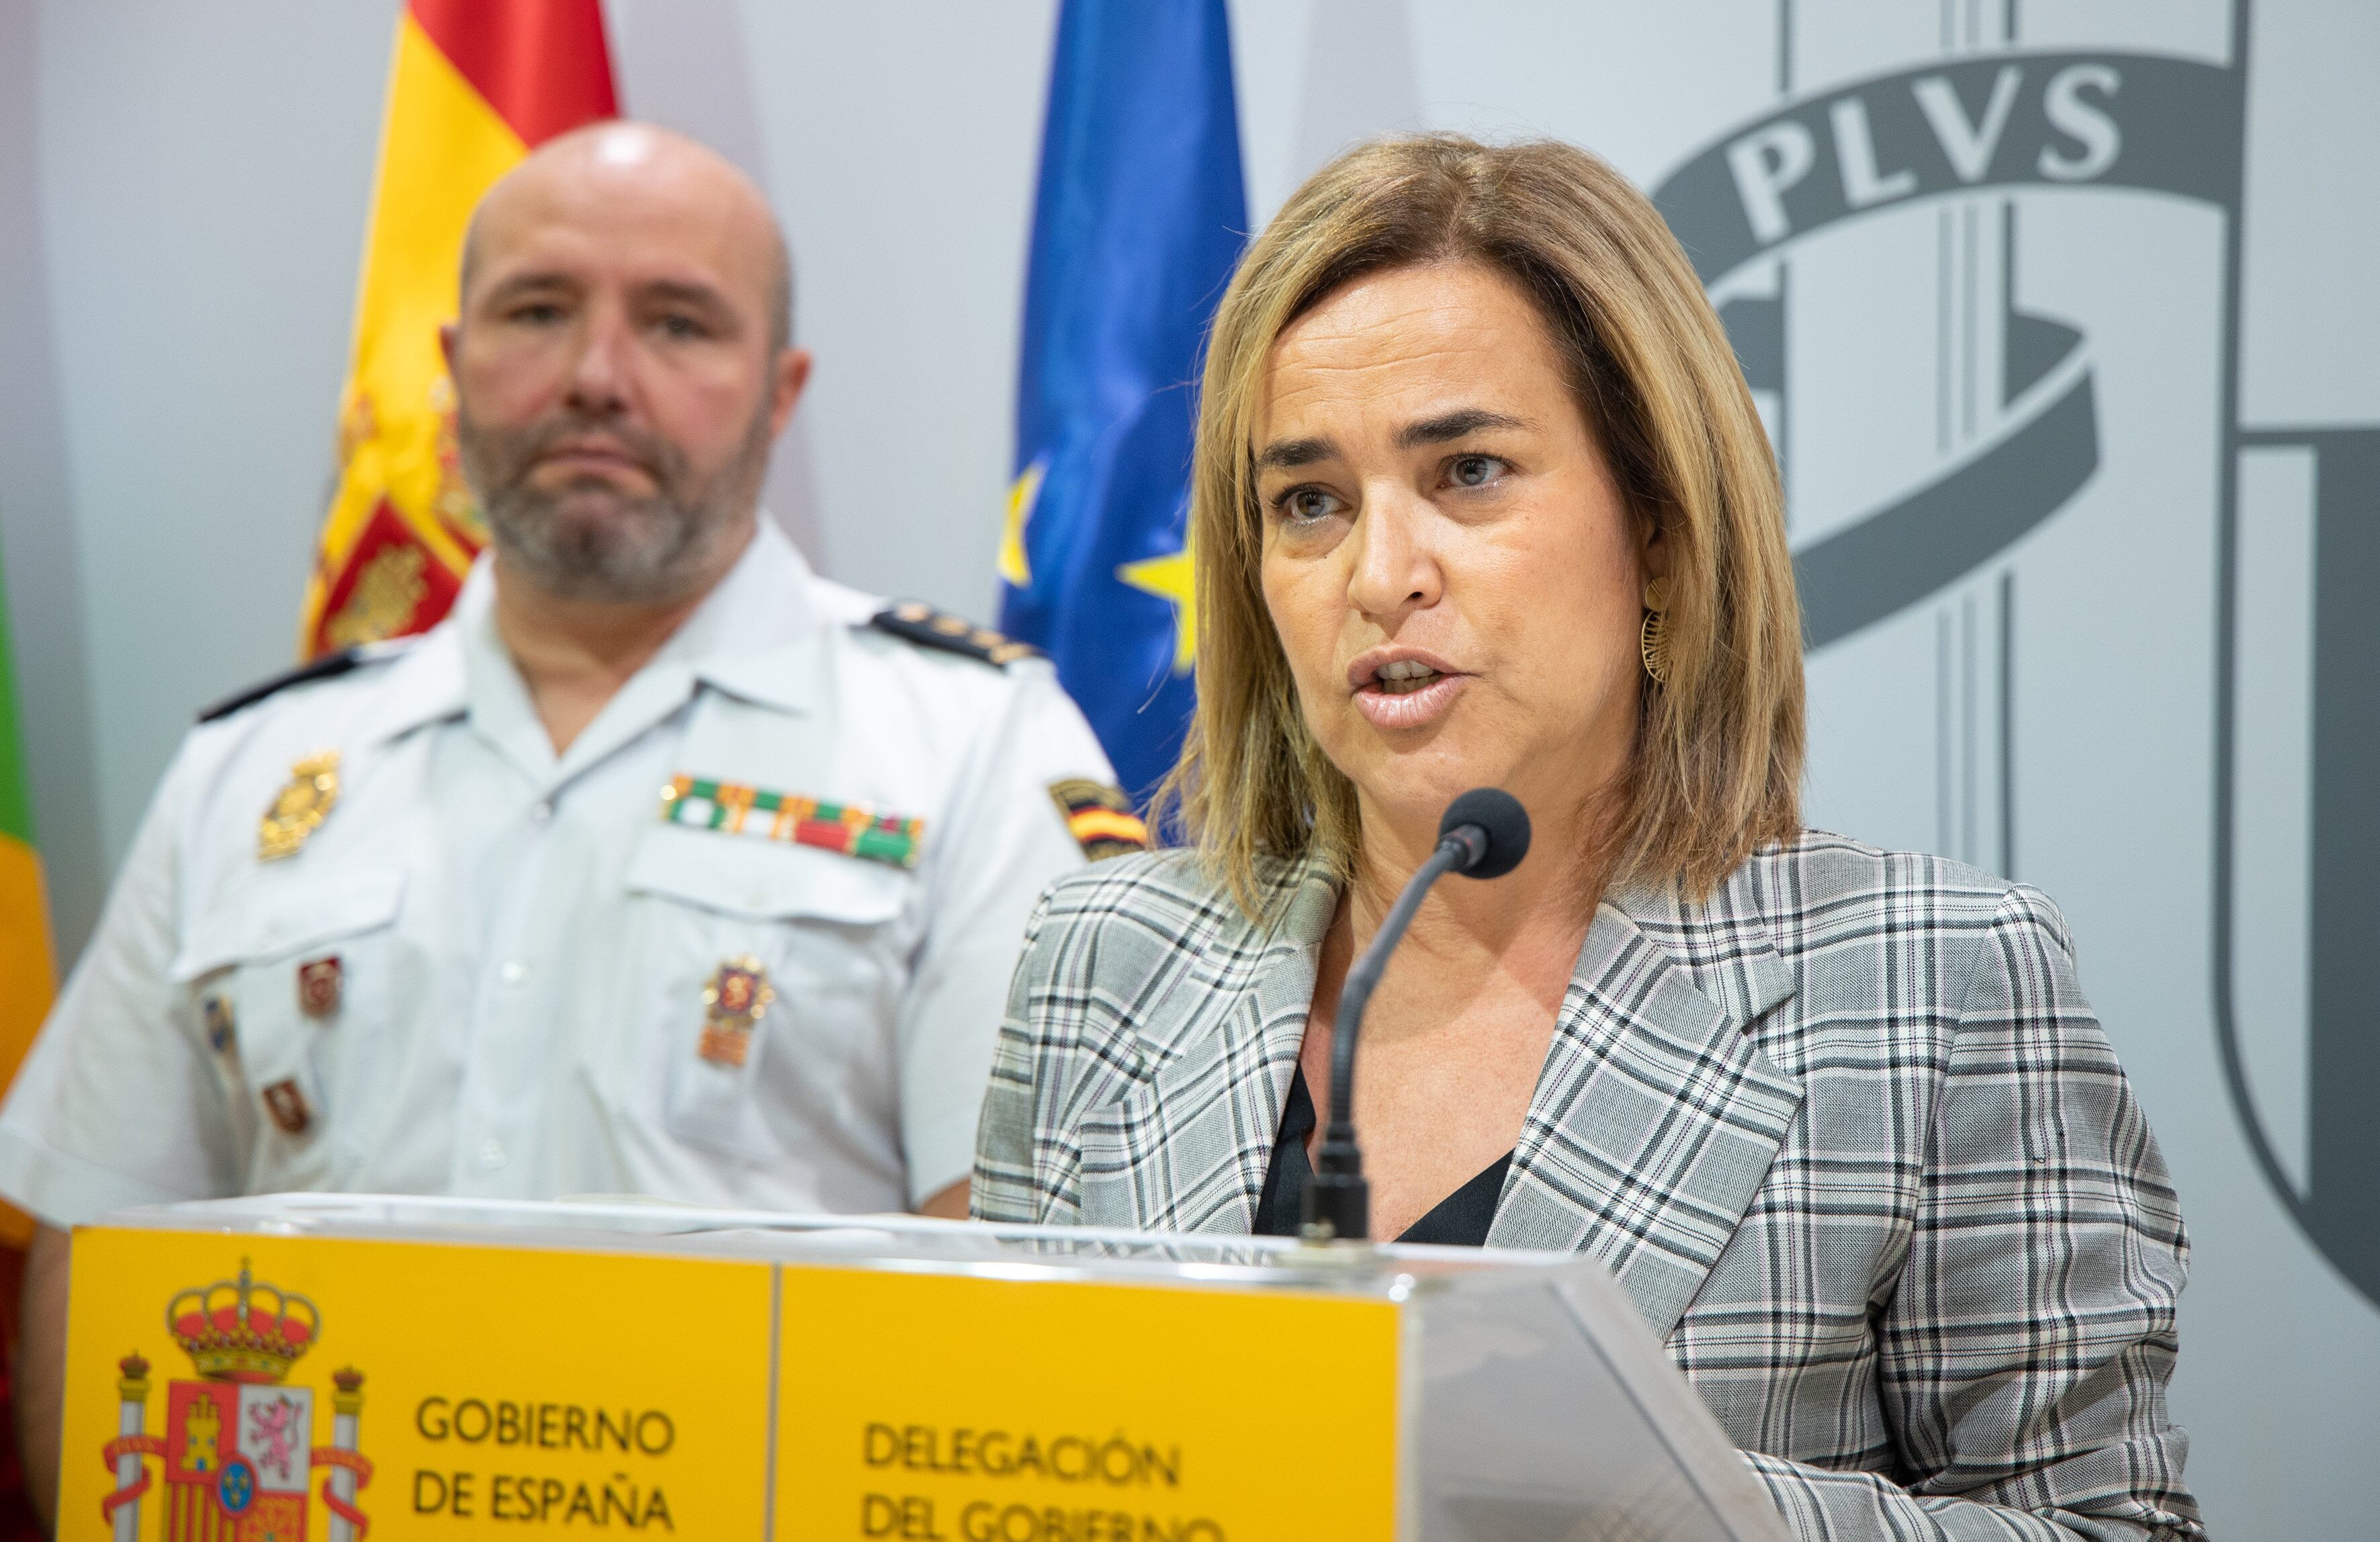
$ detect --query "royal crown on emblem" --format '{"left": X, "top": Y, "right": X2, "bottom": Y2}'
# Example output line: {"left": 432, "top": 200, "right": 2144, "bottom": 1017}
{"left": 165, "top": 1259, "right": 320, "bottom": 1384}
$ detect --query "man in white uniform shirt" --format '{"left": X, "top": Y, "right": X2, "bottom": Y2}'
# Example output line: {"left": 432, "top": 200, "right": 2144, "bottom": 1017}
{"left": 0, "top": 124, "right": 1131, "bottom": 1518}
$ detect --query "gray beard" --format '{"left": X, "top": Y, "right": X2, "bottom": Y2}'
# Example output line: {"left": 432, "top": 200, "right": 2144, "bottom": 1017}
{"left": 459, "top": 403, "right": 773, "bottom": 605}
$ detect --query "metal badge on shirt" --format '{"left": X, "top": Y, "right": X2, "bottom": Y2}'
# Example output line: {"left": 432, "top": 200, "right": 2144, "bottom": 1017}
{"left": 699, "top": 958, "right": 775, "bottom": 1069}
{"left": 659, "top": 775, "right": 924, "bottom": 870}
{"left": 260, "top": 1079, "right": 311, "bottom": 1136}
{"left": 296, "top": 955, "right": 343, "bottom": 1019}
{"left": 258, "top": 750, "right": 341, "bottom": 861}
{"left": 201, "top": 995, "right": 237, "bottom": 1054}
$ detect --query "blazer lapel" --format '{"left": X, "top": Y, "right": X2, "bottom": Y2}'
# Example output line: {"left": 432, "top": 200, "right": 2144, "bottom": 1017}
{"left": 1073, "top": 861, "right": 1338, "bottom": 1234}
{"left": 1489, "top": 899, "right": 1804, "bottom": 1339}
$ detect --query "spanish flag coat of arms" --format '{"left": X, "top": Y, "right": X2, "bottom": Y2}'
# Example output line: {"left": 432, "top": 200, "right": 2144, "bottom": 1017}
{"left": 300, "top": 0, "right": 617, "bottom": 659}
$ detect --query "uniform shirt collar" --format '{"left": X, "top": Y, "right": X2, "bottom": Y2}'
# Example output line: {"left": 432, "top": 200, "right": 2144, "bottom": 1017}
{"left": 680, "top": 520, "right": 826, "bottom": 715}
{"left": 361, "top": 518, "right": 827, "bottom": 779}
{"left": 351, "top": 627, "right": 468, "bottom": 750}
{"left": 650, "top": 517, "right": 821, "bottom": 666}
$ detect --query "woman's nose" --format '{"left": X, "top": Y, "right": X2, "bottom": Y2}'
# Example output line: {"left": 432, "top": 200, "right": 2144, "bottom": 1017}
{"left": 1345, "top": 488, "right": 1443, "bottom": 620}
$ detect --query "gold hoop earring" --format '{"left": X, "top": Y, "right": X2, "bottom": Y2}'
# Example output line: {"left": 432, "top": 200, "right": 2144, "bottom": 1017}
{"left": 1640, "top": 576, "right": 1671, "bottom": 686}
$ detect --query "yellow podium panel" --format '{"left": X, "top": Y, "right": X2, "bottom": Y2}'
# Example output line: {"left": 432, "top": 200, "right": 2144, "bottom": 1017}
{"left": 62, "top": 1226, "right": 775, "bottom": 1539}
{"left": 56, "top": 1197, "right": 1790, "bottom": 1542}
{"left": 775, "top": 1267, "right": 1401, "bottom": 1541}
{"left": 60, "top": 1219, "right": 1401, "bottom": 1541}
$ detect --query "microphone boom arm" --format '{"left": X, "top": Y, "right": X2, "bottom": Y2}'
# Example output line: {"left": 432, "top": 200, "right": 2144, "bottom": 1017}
{"left": 1303, "top": 829, "right": 1483, "bottom": 1243}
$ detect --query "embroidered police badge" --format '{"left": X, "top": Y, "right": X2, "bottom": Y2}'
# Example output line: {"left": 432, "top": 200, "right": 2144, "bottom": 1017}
{"left": 259, "top": 751, "right": 340, "bottom": 862}
{"left": 1047, "top": 779, "right": 1149, "bottom": 861}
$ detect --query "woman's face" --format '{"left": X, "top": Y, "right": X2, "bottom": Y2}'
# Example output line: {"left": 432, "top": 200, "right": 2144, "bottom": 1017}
{"left": 1255, "top": 260, "right": 1652, "bottom": 857}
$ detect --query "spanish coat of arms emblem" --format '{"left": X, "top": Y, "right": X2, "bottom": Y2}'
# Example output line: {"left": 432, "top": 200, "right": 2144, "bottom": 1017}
{"left": 99, "top": 1260, "right": 371, "bottom": 1541}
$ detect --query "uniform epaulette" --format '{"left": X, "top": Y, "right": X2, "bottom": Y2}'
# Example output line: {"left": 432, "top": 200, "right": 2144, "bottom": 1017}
{"left": 869, "top": 602, "right": 1042, "bottom": 668}
{"left": 195, "top": 638, "right": 410, "bottom": 723}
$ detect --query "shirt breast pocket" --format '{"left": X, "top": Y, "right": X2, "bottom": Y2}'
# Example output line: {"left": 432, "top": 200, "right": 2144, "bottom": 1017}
{"left": 171, "top": 869, "right": 408, "bottom": 1193}
{"left": 622, "top": 827, "right": 910, "bottom": 1164}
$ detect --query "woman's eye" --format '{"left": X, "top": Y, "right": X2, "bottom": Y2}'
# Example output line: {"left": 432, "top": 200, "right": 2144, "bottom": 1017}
{"left": 1448, "top": 454, "right": 1505, "bottom": 488}
{"left": 1276, "top": 487, "right": 1341, "bottom": 523}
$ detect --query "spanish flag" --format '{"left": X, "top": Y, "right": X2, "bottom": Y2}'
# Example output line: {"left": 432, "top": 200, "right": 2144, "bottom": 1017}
{"left": 300, "top": 0, "right": 617, "bottom": 659}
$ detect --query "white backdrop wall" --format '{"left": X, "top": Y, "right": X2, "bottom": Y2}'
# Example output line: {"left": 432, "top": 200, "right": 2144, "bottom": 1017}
{"left": 1, "top": 2, "right": 2373, "bottom": 1531}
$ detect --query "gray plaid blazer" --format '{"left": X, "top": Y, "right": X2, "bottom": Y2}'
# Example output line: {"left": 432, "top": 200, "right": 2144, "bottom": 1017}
{"left": 975, "top": 833, "right": 2201, "bottom": 1541}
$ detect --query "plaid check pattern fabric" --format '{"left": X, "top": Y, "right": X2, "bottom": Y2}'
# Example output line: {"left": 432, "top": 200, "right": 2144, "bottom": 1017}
{"left": 976, "top": 833, "right": 2201, "bottom": 1540}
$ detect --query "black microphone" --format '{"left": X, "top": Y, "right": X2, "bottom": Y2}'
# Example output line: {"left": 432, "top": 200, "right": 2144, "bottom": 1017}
{"left": 1301, "top": 788, "right": 1532, "bottom": 1242}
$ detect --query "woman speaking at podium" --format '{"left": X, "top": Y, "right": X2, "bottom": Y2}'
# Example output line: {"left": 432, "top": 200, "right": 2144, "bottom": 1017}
{"left": 975, "top": 135, "right": 2199, "bottom": 1539}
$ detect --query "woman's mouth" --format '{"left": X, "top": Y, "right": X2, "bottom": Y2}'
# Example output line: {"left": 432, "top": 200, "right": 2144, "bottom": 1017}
{"left": 1372, "top": 659, "right": 1440, "bottom": 694}
{"left": 1352, "top": 658, "right": 1470, "bottom": 729}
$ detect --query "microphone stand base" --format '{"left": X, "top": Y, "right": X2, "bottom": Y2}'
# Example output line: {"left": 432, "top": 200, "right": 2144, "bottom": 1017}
{"left": 1301, "top": 1169, "right": 1370, "bottom": 1244}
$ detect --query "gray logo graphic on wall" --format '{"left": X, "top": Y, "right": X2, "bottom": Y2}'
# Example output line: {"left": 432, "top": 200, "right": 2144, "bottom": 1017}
{"left": 1653, "top": 30, "right": 2380, "bottom": 1308}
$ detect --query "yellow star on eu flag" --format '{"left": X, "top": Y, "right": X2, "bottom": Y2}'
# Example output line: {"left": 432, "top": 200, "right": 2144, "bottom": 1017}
{"left": 1117, "top": 534, "right": 1196, "bottom": 675}
{"left": 998, "top": 459, "right": 1045, "bottom": 588}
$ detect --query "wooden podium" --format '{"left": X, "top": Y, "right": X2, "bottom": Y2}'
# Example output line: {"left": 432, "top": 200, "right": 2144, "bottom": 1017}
{"left": 58, "top": 1195, "right": 1787, "bottom": 1541}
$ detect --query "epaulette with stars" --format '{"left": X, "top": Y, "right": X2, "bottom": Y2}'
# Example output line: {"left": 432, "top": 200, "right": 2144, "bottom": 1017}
{"left": 869, "top": 602, "right": 1042, "bottom": 668}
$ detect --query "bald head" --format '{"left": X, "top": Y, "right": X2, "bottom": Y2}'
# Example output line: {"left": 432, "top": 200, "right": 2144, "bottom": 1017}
{"left": 442, "top": 120, "right": 813, "bottom": 608}
{"left": 462, "top": 122, "right": 791, "bottom": 351}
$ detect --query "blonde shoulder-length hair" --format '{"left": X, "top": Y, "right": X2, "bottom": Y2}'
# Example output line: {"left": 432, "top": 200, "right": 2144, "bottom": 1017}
{"left": 1163, "top": 132, "right": 1804, "bottom": 913}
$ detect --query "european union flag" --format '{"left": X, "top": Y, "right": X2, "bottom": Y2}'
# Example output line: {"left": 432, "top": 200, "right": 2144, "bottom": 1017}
{"left": 998, "top": 0, "right": 1247, "bottom": 805}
